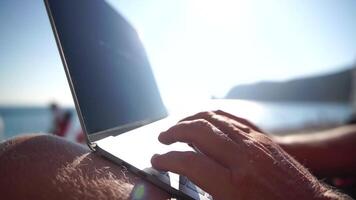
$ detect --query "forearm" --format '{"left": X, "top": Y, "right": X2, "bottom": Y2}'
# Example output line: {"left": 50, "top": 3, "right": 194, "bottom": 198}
{"left": 275, "top": 125, "right": 356, "bottom": 177}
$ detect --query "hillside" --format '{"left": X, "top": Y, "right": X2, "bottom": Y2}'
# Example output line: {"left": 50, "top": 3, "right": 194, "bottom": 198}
{"left": 226, "top": 68, "right": 353, "bottom": 102}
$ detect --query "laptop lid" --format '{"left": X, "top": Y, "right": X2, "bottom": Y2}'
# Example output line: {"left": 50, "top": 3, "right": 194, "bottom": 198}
{"left": 44, "top": 0, "right": 168, "bottom": 143}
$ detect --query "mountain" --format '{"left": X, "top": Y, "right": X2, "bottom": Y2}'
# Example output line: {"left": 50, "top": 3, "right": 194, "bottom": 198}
{"left": 226, "top": 68, "right": 353, "bottom": 102}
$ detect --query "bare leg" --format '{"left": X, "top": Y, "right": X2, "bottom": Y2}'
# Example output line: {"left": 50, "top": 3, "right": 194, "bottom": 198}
{"left": 0, "top": 134, "right": 170, "bottom": 200}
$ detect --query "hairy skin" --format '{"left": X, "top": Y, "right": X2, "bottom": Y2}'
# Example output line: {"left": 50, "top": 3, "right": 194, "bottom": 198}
{"left": 0, "top": 134, "right": 170, "bottom": 200}
{"left": 151, "top": 111, "right": 352, "bottom": 200}
{"left": 0, "top": 112, "right": 353, "bottom": 200}
{"left": 274, "top": 125, "right": 356, "bottom": 178}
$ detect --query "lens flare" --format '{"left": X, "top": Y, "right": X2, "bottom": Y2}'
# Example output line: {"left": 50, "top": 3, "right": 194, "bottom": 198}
{"left": 132, "top": 184, "right": 145, "bottom": 200}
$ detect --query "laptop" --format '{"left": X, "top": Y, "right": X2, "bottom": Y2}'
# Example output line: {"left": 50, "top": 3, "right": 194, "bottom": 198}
{"left": 44, "top": 0, "right": 212, "bottom": 199}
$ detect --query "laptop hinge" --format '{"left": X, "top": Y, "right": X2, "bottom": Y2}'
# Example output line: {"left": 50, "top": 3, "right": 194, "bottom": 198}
{"left": 88, "top": 142, "right": 97, "bottom": 151}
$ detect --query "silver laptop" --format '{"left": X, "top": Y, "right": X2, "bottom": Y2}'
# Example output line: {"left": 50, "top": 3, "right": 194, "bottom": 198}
{"left": 44, "top": 0, "right": 212, "bottom": 199}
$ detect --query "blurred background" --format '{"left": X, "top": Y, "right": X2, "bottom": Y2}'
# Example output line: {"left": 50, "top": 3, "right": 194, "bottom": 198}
{"left": 0, "top": 0, "right": 355, "bottom": 142}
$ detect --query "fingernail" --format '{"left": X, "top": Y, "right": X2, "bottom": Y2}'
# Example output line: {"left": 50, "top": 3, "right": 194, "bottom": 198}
{"left": 158, "top": 131, "right": 165, "bottom": 137}
{"left": 158, "top": 132, "right": 167, "bottom": 141}
{"left": 151, "top": 154, "right": 161, "bottom": 165}
{"left": 152, "top": 154, "right": 160, "bottom": 160}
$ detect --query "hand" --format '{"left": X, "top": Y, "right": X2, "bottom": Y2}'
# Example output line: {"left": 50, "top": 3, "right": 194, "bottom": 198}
{"left": 151, "top": 111, "right": 331, "bottom": 200}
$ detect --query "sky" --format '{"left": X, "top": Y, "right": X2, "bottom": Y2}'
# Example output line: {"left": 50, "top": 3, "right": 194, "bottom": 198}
{"left": 0, "top": 0, "right": 356, "bottom": 107}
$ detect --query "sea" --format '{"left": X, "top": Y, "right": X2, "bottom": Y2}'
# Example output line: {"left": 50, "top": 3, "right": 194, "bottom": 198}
{"left": 0, "top": 100, "right": 353, "bottom": 141}
{"left": 0, "top": 106, "right": 80, "bottom": 141}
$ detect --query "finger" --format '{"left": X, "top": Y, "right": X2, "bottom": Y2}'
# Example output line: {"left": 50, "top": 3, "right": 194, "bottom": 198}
{"left": 180, "top": 111, "right": 251, "bottom": 143}
{"left": 159, "top": 119, "right": 241, "bottom": 166}
{"left": 151, "top": 151, "right": 232, "bottom": 198}
{"left": 189, "top": 116, "right": 271, "bottom": 160}
{"left": 214, "top": 110, "right": 263, "bottom": 132}
{"left": 181, "top": 111, "right": 252, "bottom": 133}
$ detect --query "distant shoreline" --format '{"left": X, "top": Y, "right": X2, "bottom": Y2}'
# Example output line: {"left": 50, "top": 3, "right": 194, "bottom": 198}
{"left": 226, "top": 67, "right": 353, "bottom": 103}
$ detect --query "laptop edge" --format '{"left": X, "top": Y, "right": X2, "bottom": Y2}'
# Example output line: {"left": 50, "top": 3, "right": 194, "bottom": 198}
{"left": 43, "top": 0, "right": 201, "bottom": 199}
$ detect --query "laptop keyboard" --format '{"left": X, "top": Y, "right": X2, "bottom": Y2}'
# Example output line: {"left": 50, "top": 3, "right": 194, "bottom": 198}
{"left": 144, "top": 167, "right": 212, "bottom": 199}
{"left": 179, "top": 175, "right": 213, "bottom": 200}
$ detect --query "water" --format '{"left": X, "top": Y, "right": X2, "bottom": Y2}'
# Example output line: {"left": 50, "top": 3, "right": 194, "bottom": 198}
{"left": 0, "top": 107, "right": 79, "bottom": 140}
{"left": 236, "top": 101, "right": 352, "bottom": 131}
{"left": 0, "top": 101, "right": 352, "bottom": 140}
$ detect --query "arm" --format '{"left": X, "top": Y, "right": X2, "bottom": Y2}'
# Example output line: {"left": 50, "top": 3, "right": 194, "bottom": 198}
{"left": 274, "top": 125, "right": 356, "bottom": 177}
{"left": 151, "top": 111, "right": 351, "bottom": 200}
{"left": 212, "top": 110, "right": 356, "bottom": 177}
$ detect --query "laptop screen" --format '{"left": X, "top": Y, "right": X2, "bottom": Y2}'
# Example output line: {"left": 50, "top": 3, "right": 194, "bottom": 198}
{"left": 46, "top": 0, "right": 167, "bottom": 135}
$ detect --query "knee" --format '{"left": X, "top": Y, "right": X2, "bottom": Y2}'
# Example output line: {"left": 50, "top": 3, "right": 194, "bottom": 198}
{"left": 0, "top": 134, "right": 170, "bottom": 200}
{"left": 0, "top": 134, "right": 89, "bottom": 168}
{"left": 0, "top": 134, "right": 92, "bottom": 199}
